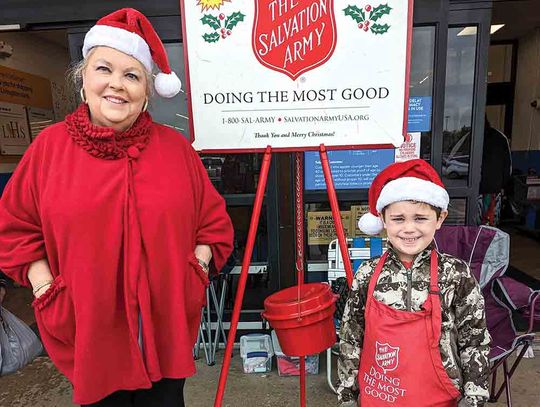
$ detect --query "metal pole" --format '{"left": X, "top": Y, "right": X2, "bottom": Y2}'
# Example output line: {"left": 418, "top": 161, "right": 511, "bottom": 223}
{"left": 295, "top": 152, "right": 306, "bottom": 407}
{"left": 319, "top": 144, "right": 354, "bottom": 287}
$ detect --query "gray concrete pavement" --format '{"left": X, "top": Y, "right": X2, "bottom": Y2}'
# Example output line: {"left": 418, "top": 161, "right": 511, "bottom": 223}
{"left": 1, "top": 351, "right": 539, "bottom": 406}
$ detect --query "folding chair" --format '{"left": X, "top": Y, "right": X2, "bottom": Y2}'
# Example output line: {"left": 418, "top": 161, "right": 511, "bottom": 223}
{"left": 434, "top": 225, "right": 539, "bottom": 407}
{"left": 487, "top": 276, "right": 539, "bottom": 406}
{"left": 326, "top": 237, "right": 385, "bottom": 393}
{"left": 194, "top": 273, "right": 229, "bottom": 366}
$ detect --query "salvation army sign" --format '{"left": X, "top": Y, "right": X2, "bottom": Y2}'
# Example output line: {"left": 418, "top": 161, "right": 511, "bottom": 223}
{"left": 253, "top": 0, "right": 337, "bottom": 80}
{"left": 180, "top": 0, "right": 413, "bottom": 152}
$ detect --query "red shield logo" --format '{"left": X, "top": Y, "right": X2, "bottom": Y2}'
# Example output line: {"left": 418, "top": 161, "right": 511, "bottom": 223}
{"left": 252, "top": 0, "right": 337, "bottom": 80}
{"left": 375, "top": 341, "right": 400, "bottom": 373}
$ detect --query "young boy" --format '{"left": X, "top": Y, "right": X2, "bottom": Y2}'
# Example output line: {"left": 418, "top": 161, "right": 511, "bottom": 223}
{"left": 337, "top": 159, "right": 490, "bottom": 407}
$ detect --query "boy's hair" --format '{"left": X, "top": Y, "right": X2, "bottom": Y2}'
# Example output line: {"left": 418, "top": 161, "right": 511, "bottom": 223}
{"left": 381, "top": 200, "right": 442, "bottom": 220}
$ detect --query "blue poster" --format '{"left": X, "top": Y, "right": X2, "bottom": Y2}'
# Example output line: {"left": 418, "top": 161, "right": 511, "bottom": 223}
{"left": 304, "top": 149, "right": 395, "bottom": 190}
{"left": 408, "top": 96, "right": 432, "bottom": 132}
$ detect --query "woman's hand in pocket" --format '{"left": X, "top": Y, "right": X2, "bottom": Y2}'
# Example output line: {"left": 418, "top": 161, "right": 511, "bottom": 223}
{"left": 194, "top": 244, "right": 212, "bottom": 275}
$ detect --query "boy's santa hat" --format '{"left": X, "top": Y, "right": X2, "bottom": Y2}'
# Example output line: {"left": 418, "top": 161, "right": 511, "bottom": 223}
{"left": 358, "top": 159, "right": 449, "bottom": 235}
{"left": 82, "top": 8, "right": 182, "bottom": 98}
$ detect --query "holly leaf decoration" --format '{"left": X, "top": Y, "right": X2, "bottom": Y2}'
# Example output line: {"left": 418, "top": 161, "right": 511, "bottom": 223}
{"left": 225, "top": 12, "right": 245, "bottom": 30}
{"left": 343, "top": 5, "right": 366, "bottom": 23}
{"left": 201, "top": 14, "right": 221, "bottom": 30}
{"left": 371, "top": 23, "right": 390, "bottom": 34}
{"left": 202, "top": 32, "right": 220, "bottom": 43}
{"left": 370, "top": 4, "right": 392, "bottom": 22}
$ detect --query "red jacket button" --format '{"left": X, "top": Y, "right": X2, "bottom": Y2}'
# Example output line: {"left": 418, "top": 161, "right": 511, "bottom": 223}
{"left": 127, "top": 146, "right": 140, "bottom": 159}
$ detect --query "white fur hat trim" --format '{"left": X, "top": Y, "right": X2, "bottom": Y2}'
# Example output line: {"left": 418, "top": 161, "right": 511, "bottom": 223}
{"left": 83, "top": 25, "right": 152, "bottom": 72}
{"left": 376, "top": 177, "right": 449, "bottom": 212}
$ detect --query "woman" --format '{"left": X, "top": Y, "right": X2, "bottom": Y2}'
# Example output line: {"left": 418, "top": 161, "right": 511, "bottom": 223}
{"left": 0, "top": 8, "right": 233, "bottom": 406}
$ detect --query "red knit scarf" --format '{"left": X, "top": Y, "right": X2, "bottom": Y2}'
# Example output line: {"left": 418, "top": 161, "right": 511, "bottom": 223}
{"left": 66, "top": 104, "right": 152, "bottom": 160}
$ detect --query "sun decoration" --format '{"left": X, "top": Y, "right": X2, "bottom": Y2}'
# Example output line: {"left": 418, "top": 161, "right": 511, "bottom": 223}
{"left": 197, "top": 0, "right": 230, "bottom": 12}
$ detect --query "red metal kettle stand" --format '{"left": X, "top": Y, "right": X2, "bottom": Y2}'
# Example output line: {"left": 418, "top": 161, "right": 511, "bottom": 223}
{"left": 214, "top": 145, "right": 354, "bottom": 407}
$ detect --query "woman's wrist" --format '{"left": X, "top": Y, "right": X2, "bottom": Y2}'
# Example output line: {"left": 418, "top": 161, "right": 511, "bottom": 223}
{"left": 28, "top": 259, "right": 53, "bottom": 287}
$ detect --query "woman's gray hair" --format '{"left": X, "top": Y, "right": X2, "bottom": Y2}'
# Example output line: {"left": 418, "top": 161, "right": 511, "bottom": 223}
{"left": 67, "top": 47, "right": 154, "bottom": 99}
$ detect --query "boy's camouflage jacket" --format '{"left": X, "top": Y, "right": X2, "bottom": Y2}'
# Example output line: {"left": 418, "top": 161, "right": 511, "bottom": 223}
{"left": 337, "top": 245, "right": 491, "bottom": 407}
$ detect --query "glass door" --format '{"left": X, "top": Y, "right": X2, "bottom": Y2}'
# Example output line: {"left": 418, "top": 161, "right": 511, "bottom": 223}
{"left": 440, "top": 7, "right": 492, "bottom": 225}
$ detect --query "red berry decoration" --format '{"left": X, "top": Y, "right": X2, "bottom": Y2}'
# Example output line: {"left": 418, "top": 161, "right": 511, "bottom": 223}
{"left": 221, "top": 28, "right": 226, "bottom": 33}
{"left": 358, "top": 23, "right": 364, "bottom": 29}
{"left": 227, "top": 30, "right": 231, "bottom": 35}
{"left": 363, "top": 25, "right": 369, "bottom": 32}
{"left": 219, "top": 13, "right": 225, "bottom": 20}
{"left": 365, "top": 4, "right": 372, "bottom": 11}
{"left": 365, "top": 20, "right": 370, "bottom": 27}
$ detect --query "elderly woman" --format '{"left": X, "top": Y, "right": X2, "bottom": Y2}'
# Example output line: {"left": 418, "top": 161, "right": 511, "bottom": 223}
{"left": 0, "top": 8, "right": 233, "bottom": 407}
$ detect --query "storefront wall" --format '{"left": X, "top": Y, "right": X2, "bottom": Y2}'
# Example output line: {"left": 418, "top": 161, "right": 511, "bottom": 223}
{"left": 1, "top": 0, "right": 493, "bottom": 311}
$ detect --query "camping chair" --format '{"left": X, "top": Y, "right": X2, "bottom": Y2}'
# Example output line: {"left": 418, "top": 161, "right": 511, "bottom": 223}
{"left": 326, "top": 237, "right": 385, "bottom": 393}
{"left": 434, "top": 225, "right": 539, "bottom": 407}
{"left": 488, "top": 276, "right": 539, "bottom": 405}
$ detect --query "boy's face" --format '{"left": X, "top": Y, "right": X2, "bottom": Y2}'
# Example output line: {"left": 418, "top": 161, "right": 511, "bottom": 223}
{"left": 381, "top": 201, "right": 448, "bottom": 262}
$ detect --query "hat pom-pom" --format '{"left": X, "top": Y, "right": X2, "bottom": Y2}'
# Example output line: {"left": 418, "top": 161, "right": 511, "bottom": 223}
{"left": 155, "top": 72, "right": 182, "bottom": 98}
{"left": 358, "top": 212, "right": 384, "bottom": 235}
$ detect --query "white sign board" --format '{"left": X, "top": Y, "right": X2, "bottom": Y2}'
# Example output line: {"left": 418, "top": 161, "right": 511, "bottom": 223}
{"left": 0, "top": 102, "right": 31, "bottom": 155}
{"left": 181, "top": 0, "right": 413, "bottom": 152}
{"left": 395, "top": 132, "right": 420, "bottom": 162}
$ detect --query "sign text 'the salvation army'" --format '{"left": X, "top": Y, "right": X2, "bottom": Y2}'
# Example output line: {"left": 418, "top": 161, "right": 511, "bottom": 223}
{"left": 256, "top": 0, "right": 329, "bottom": 68}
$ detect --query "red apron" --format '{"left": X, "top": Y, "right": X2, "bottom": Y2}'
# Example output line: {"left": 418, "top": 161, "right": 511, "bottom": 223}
{"left": 358, "top": 250, "right": 461, "bottom": 406}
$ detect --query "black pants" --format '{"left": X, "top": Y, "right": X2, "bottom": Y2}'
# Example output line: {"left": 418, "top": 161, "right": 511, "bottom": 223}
{"left": 82, "top": 378, "right": 185, "bottom": 407}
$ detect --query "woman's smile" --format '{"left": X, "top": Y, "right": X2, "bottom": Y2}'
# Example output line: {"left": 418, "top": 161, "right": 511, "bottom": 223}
{"left": 103, "top": 95, "right": 128, "bottom": 104}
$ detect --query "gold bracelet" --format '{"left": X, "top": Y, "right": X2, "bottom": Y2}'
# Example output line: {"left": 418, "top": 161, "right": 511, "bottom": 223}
{"left": 196, "top": 258, "right": 210, "bottom": 273}
{"left": 32, "top": 280, "right": 53, "bottom": 295}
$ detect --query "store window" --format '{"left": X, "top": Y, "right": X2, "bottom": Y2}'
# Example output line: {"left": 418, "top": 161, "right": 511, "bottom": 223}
{"left": 446, "top": 198, "right": 467, "bottom": 225}
{"left": 147, "top": 43, "right": 190, "bottom": 138}
{"left": 305, "top": 201, "right": 372, "bottom": 263}
{"left": 442, "top": 26, "right": 478, "bottom": 186}
{"left": 199, "top": 153, "right": 262, "bottom": 194}
{"left": 409, "top": 26, "right": 436, "bottom": 162}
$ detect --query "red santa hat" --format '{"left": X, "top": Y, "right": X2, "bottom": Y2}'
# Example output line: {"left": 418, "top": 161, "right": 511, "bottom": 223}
{"left": 358, "top": 159, "right": 450, "bottom": 235}
{"left": 82, "top": 8, "right": 182, "bottom": 98}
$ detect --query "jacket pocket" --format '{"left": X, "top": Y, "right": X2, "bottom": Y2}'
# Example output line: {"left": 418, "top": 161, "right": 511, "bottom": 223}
{"left": 32, "top": 274, "right": 76, "bottom": 346}
{"left": 185, "top": 253, "right": 210, "bottom": 344}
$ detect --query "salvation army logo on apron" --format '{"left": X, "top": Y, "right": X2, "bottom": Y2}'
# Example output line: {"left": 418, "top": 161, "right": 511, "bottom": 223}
{"left": 375, "top": 341, "right": 400, "bottom": 373}
{"left": 252, "top": 0, "right": 337, "bottom": 80}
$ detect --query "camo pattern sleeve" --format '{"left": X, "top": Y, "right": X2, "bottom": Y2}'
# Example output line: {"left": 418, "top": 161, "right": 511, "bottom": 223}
{"left": 337, "top": 259, "right": 377, "bottom": 404}
{"left": 451, "top": 260, "right": 491, "bottom": 407}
